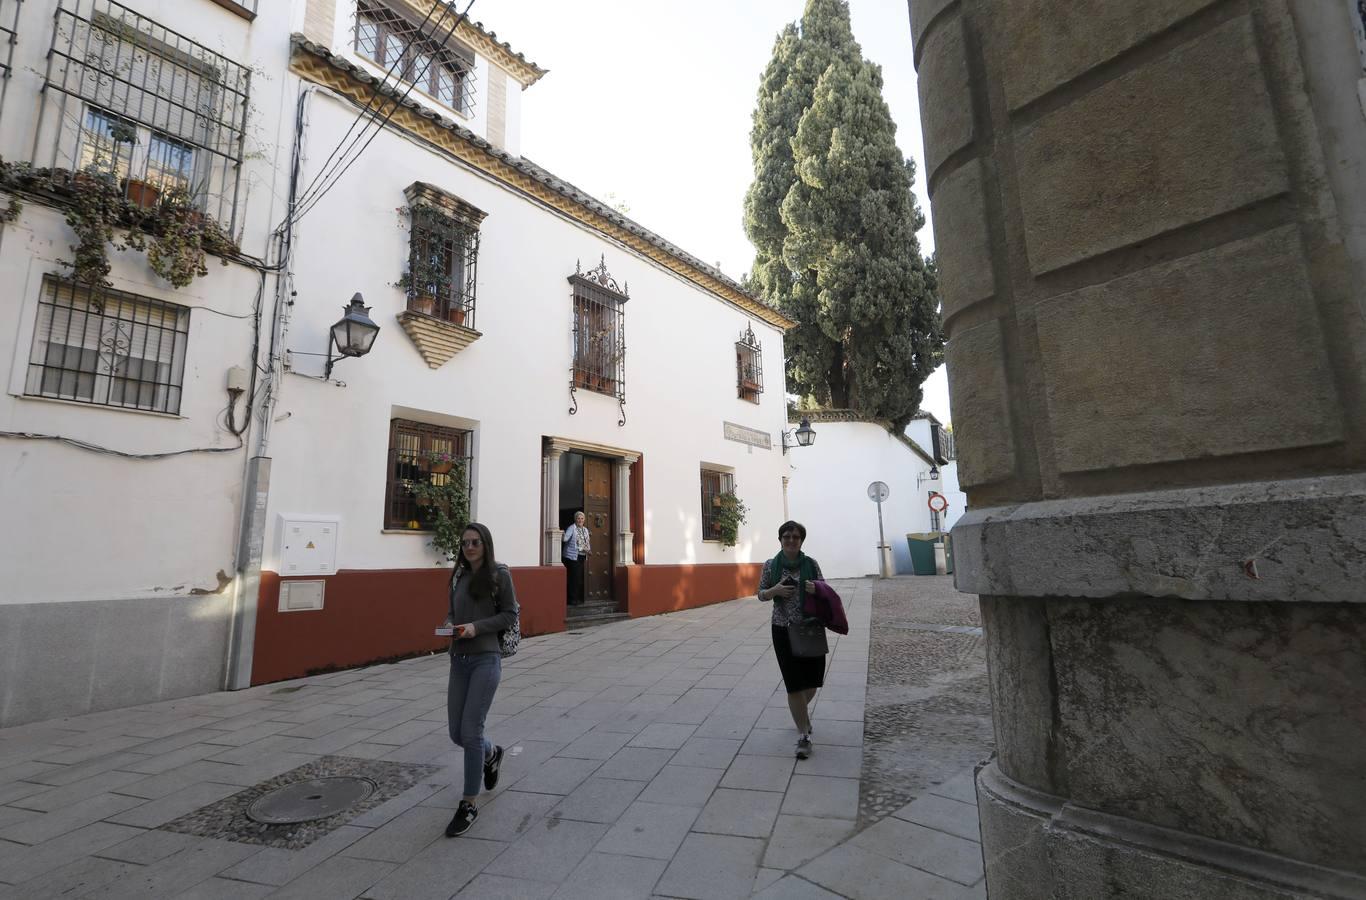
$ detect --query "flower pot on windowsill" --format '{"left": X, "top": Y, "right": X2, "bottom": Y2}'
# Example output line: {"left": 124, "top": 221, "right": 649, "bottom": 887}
{"left": 123, "top": 178, "right": 160, "bottom": 209}
{"left": 446, "top": 307, "right": 466, "bottom": 326}
{"left": 410, "top": 294, "right": 436, "bottom": 317}
{"left": 415, "top": 495, "right": 433, "bottom": 507}
{"left": 429, "top": 460, "right": 453, "bottom": 475}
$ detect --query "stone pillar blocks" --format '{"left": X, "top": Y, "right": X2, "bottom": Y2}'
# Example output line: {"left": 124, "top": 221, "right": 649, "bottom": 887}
{"left": 911, "top": 0, "right": 1366, "bottom": 895}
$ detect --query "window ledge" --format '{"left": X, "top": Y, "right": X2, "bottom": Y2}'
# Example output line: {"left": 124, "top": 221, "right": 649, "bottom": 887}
{"left": 396, "top": 310, "right": 481, "bottom": 369}
{"left": 16, "top": 392, "right": 186, "bottom": 420}
{"left": 204, "top": 0, "right": 257, "bottom": 21}
{"left": 382, "top": 528, "right": 433, "bottom": 535}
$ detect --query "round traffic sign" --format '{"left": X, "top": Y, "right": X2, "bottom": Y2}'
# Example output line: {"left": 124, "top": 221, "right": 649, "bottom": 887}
{"left": 867, "top": 481, "right": 890, "bottom": 502}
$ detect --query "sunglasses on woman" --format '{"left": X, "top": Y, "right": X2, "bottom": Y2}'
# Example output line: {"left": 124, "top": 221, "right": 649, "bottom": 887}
{"left": 461, "top": 538, "right": 483, "bottom": 548}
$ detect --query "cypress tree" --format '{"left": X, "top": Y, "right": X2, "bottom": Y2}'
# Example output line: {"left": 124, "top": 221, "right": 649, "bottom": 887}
{"left": 744, "top": 0, "right": 943, "bottom": 431}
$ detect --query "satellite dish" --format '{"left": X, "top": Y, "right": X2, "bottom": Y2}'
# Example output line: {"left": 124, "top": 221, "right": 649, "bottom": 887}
{"left": 867, "top": 481, "right": 890, "bottom": 502}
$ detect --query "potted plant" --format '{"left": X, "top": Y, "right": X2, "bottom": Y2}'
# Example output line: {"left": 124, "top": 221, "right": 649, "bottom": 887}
{"left": 122, "top": 177, "right": 160, "bottom": 209}
{"left": 426, "top": 450, "right": 457, "bottom": 475}
{"left": 714, "top": 489, "right": 749, "bottom": 549}
{"left": 446, "top": 303, "right": 466, "bottom": 326}
{"left": 407, "top": 459, "right": 471, "bottom": 560}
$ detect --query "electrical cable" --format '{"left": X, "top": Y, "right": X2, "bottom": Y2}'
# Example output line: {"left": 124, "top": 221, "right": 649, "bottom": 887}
{"left": 290, "top": 0, "right": 446, "bottom": 211}
{"left": 292, "top": 0, "right": 468, "bottom": 217}
{"left": 292, "top": 0, "right": 474, "bottom": 223}
{"left": 0, "top": 430, "right": 243, "bottom": 459}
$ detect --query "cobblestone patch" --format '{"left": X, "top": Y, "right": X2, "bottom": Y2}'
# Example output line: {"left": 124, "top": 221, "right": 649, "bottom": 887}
{"left": 157, "top": 755, "right": 437, "bottom": 849}
{"left": 859, "top": 576, "right": 994, "bottom": 825}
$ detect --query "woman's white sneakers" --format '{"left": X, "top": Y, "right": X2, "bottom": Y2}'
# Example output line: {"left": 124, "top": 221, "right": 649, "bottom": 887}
{"left": 796, "top": 734, "right": 813, "bottom": 759}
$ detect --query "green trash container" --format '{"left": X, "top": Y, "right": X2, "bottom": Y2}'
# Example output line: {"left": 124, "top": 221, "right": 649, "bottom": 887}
{"left": 906, "top": 533, "right": 938, "bottom": 575}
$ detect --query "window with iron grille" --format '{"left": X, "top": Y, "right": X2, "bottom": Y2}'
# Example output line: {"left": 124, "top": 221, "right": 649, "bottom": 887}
{"left": 38, "top": 0, "right": 251, "bottom": 231}
{"left": 700, "top": 468, "right": 734, "bottom": 542}
{"left": 355, "top": 0, "right": 476, "bottom": 117}
{"left": 25, "top": 276, "right": 189, "bottom": 414}
{"left": 736, "top": 323, "right": 763, "bottom": 403}
{"left": 384, "top": 419, "right": 472, "bottom": 530}
{"left": 931, "top": 423, "right": 957, "bottom": 463}
{"left": 569, "top": 257, "right": 627, "bottom": 401}
{"left": 403, "top": 196, "right": 481, "bottom": 327}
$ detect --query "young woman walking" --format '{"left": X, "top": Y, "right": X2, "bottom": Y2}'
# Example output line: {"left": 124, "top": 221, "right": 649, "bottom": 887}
{"left": 443, "top": 522, "right": 519, "bottom": 837}
{"left": 757, "top": 520, "right": 825, "bottom": 759}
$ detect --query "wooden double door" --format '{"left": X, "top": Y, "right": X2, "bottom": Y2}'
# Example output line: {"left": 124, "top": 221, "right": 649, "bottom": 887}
{"left": 561, "top": 452, "right": 613, "bottom": 604}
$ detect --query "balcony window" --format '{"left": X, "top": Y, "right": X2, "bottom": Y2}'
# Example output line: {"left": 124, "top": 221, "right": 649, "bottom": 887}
{"left": 38, "top": 0, "right": 251, "bottom": 229}
{"left": 736, "top": 323, "right": 763, "bottom": 403}
{"left": 355, "top": 0, "right": 476, "bottom": 117}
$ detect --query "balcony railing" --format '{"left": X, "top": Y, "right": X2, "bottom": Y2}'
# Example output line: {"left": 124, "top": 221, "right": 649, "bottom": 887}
{"left": 33, "top": 0, "right": 251, "bottom": 232}
{"left": 0, "top": 0, "right": 22, "bottom": 117}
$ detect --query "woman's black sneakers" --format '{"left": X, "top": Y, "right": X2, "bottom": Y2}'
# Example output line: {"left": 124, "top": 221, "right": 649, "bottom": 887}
{"left": 484, "top": 745, "right": 505, "bottom": 790}
{"left": 446, "top": 800, "right": 478, "bottom": 837}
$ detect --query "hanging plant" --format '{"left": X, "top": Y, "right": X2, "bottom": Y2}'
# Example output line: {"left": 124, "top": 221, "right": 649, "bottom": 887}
{"left": 0, "top": 160, "right": 239, "bottom": 287}
{"left": 714, "top": 489, "right": 749, "bottom": 549}
{"left": 407, "top": 459, "right": 471, "bottom": 561}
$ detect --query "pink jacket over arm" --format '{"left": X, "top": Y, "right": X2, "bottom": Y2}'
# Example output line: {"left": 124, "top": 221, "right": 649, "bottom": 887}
{"left": 803, "top": 580, "right": 849, "bottom": 635}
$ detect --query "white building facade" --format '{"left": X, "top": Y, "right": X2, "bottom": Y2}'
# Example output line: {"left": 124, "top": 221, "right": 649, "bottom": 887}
{"left": 785, "top": 410, "right": 965, "bottom": 579}
{"left": 0, "top": 0, "right": 794, "bottom": 724}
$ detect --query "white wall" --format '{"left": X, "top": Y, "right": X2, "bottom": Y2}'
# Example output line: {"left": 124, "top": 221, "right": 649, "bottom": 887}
{"left": 258, "top": 87, "right": 789, "bottom": 573}
{"left": 785, "top": 420, "right": 943, "bottom": 579}
{"left": 904, "top": 418, "right": 967, "bottom": 532}
{"left": 0, "top": 0, "right": 294, "bottom": 605}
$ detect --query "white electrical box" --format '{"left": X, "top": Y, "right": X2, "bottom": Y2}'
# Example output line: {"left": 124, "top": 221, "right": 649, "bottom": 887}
{"left": 278, "top": 516, "right": 340, "bottom": 575}
{"left": 279, "top": 580, "right": 325, "bottom": 612}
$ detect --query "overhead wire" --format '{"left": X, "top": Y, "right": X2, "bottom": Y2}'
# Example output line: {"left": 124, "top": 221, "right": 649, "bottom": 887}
{"left": 289, "top": 0, "right": 446, "bottom": 213}
{"left": 291, "top": 0, "right": 475, "bottom": 223}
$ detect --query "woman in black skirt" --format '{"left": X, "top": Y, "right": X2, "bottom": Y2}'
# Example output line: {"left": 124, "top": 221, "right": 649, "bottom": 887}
{"left": 757, "top": 520, "right": 824, "bottom": 759}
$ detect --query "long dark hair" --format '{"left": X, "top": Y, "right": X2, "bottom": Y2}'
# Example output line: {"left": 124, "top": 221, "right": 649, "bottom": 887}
{"left": 456, "top": 522, "right": 499, "bottom": 600}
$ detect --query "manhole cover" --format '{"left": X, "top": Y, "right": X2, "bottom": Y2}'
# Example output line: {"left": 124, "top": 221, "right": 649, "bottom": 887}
{"left": 246, "top": 776, "right": 376, "bottom": 824}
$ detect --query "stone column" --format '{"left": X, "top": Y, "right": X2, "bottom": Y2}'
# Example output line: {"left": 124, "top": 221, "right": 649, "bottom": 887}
{"left": 614, "top": 454, "right": 638, "bottom": 566}
{"left": 911, "top": 1, "right": 1366, "bottom": 897}
{"left": 541, "top": 443, "right": 566, "bottom": 565}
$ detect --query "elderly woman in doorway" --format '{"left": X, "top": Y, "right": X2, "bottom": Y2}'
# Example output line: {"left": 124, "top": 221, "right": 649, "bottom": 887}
{"left": 562, "top": 510, "right": 590, "bottom": 606}
{"left": 757, "top": 519, "right": 825, "bottom": 759}
{"left": 441, "top": 522, "right": 519, "bottom": 837}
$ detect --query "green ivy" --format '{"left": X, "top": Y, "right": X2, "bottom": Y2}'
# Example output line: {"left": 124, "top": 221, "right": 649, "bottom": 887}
{"left": 0, "top": 160, "right": 239, "bottom": 287}
{"left": 407, "top": 459, "right": 471, "bottom": 561}
{"left": 714, "top": 489, "right": 749, "bottom": 549}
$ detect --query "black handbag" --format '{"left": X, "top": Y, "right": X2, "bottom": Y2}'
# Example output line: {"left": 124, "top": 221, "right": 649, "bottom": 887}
{"left": 787, "top": 618, "right": 828, "bottom": 657}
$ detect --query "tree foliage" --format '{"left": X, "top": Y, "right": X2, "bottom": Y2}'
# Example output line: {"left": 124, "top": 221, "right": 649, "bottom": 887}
{"left": 744, "top": 0, "right": 943, "bottom": 431}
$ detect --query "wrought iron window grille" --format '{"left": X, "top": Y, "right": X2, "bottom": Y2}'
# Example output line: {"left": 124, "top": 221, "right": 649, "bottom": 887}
{"left": 0, "top": 0, "right": 21, "bottom": 118}
{"left": 700, "top": 469, "right": 734, "bottom": 542}
{"left": 931, "top": 423, "right": 956, "bottom": 463}
{"left": 384, "top": 418, "right": 472, "bottom": 530}
{"left": 403, "top": 202, "right": 480, "bottom": 328}
{"left": 736, "top": 322, "right": 763, "bottom": 403}
{"left": 25, "top": 275, "right": 189, "bottom": 415}
{"left": 568, "top": 255, "right": 628, "bottom": 426}
{"left": 34, "top": 0, "right": 251, "bottom": 233}
{"left": 354, "top": 0, "right": 476, "bottom": 118}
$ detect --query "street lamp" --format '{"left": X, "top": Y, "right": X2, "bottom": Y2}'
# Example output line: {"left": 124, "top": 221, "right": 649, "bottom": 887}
{"left": 781, "top": 417, "right": 817, "bottom": 454}
{"left": 917, "top": 464, "right": 940, "bottom": 488}
{"left": 325, "top": 293, "right": 380, "bottom": 379}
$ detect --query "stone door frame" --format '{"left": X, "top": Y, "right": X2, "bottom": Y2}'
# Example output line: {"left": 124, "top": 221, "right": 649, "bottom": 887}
{"left": 541, "top": 436, "right": 638, "bottom": 568}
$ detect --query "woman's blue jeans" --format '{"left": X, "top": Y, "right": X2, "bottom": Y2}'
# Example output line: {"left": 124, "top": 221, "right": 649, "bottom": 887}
{"left": 447, "top": 651, "right": 501, "bottom": 798}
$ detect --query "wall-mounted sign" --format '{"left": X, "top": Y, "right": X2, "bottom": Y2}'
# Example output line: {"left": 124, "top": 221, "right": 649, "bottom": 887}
{"left": 723, "top": 421, "right": 772, "bottom": 450}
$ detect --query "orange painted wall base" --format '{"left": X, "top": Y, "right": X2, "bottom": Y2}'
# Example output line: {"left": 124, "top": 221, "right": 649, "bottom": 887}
{"left": 253, "top": 566, "right": 564, "bottom": 685}
{"left": 251, "top": 562, "right": 761, "bottom": 685}
{"left": 619, "top": 563, "right": 762, "bottom": 618}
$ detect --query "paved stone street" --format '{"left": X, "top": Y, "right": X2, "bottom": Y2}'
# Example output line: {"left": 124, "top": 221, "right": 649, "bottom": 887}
{"left": 861, "top": 577, "right": 993, "bottom": 824}
{"left": 0, "top": 579, "right": 988, "bottom": 898}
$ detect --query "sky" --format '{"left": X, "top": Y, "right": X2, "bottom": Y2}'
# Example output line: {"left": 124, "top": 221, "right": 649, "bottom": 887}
{"left": 483, "top": 0, "right": 951, "bottom": 423}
